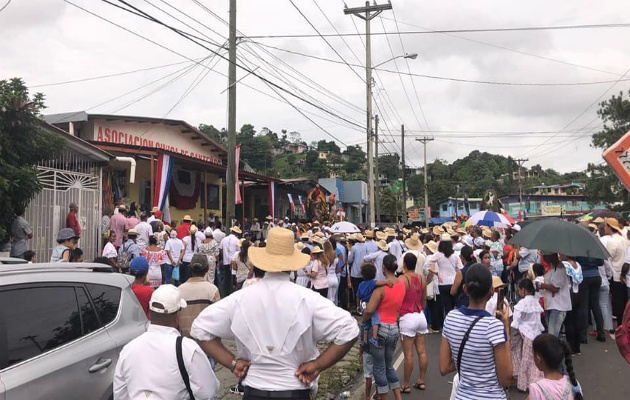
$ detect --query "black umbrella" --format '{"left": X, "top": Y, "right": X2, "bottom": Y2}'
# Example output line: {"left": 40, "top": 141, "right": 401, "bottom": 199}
{"left": 509, "top": 218, "right": 610, "bottom": 259}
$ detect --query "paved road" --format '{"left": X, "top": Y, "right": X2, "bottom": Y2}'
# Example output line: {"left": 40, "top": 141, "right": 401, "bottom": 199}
{"left": 361, "top": 331, "right": 628, "bottom": 399}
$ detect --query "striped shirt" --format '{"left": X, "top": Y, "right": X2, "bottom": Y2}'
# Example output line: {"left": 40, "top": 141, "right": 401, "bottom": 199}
{"left": 443, "top": 307, "right": 506, "bottom": 400}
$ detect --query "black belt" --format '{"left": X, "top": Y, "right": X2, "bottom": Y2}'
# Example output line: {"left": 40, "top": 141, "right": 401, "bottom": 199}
{"left": 243, "top": 387, "right": 310, "bottom": 399}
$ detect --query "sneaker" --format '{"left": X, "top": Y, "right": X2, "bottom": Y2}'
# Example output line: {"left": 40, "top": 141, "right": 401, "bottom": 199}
{"left": 229, "top": 385, "right": 244, "bottom": 396}
{"left": 368, "top": 336, "right": 381, "bottom": 348}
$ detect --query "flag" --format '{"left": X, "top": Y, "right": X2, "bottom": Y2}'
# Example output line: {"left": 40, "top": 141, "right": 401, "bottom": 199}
{"left": 235, "top": 144, "right": 242, "bottom": 205}
{"left": 287, "top": 193, "right": 295, "bottom": 213}
{"left": 269, "top": 180, "right": 275, "bottom": 220}
{"left": 298, "top": 195, "right": 306, "bottom": 213}
{"left": 153, "top": 154, "right": 173, "bottom": 211}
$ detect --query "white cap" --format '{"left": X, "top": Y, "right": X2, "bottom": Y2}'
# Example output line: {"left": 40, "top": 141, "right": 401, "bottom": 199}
{"left": 204, "top": 227, "right": 213, "bottom": 236}
{"left": 170, "top": 230, "right": 178, "bottom": 238}
{"left": 149, "top": 284, "right": 187, "bottom": 314}
{"left": 512, "top": 224, "right": 521, "bottom": 232}
{"left": 464, "top": 237, "right": 474, "bottom": 247}
{"left": 474, "top": 237, "right": 485, "bottom": 247}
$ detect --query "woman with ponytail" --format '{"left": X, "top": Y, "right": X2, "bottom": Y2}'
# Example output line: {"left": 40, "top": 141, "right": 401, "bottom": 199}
{"left": 530, "top": 333, "right": 583, "bottom": 400}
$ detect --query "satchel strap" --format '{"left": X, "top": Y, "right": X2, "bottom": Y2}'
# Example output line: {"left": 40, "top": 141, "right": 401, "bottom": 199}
{"left": 176, "top": 336, "right": 195, "bottom": 400}
{"left": 456, "top": 316, "right": 483, "bottom": 375}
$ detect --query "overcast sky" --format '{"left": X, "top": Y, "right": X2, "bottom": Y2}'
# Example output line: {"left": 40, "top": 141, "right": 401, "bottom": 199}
{"left": 2, "top": 0, "right": 630, "bottom": 173}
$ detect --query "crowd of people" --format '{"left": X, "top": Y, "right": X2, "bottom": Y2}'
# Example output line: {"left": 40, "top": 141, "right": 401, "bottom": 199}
{"left": 9, "top": 200, "right": 630, "bottom": 399}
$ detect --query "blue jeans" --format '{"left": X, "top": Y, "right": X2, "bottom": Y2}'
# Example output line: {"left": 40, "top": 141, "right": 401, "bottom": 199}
{"left": 163, "top": 263, "right": 173, "bottom": 284}
{"left": 546, "top": 309, "right": 567, "bottom": 337}
{"left": 370, "top": 323, "right": 400, "bottom": 394}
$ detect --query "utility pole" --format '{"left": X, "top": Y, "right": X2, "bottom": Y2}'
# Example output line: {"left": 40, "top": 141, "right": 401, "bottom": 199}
{"left": 401, "top": 124, "right": 406, "bottom": 225}
{"left": 416, "top": 137, "right": 434, "bottom": 228}
{"left": 345, "top": 1, "right": 392, "bottom": 228}
{"left": 374, "top": 114, "right": 380, "bottom": 224}
{"left": 515, "top": 158, "right": 529, "bottom": 216}
{"left": 226, "top": 0, "right": 237, "bottom": 227}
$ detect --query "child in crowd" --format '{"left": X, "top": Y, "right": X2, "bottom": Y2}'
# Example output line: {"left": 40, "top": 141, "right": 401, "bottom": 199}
{"left": 511, "top": 279, "right": 545, "bottom": 391}
{"left": 70, "top": 248, "right": 84, "bottom": 262}
{"left": 529, "top": 334, "right": 583, "bottom": 400}
{"left": 530, "top": 263, "right": 546, "bottom": 300}
{"left": 356, "top": 262, "right": 394, "bottom": 350}
{"left": 23, "top": 250, "right": 36, "bottom": 263}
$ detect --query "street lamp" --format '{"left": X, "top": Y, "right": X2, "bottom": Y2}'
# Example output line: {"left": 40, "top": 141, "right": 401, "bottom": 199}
{"left": 373, "top": 53, "right": 418, "bottom": 69}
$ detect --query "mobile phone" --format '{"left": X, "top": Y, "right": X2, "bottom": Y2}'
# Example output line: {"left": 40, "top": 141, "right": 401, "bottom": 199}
{"left": 497, "top": 288, "right": 505, "bottom": 311}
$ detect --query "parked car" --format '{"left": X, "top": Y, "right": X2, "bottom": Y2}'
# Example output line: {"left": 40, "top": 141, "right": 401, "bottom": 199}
{"left": 0, "top": 257, "right": 28, "bottom": 265}
{"left": 0, "top": 263, "right": 147, "bottom": 400}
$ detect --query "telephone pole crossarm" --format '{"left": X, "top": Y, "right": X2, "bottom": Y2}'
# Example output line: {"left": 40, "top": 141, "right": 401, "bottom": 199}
{"left": 415, "top": 137, "right": 434, "bottom": 228}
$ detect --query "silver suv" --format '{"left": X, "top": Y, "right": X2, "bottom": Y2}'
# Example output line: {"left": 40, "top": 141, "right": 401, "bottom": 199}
{"left": 0, "top": 263, "right": 147, "bottom": 399}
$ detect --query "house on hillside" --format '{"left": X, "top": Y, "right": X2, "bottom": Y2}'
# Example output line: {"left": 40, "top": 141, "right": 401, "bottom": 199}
{"left": 500, "top": 193, "right": 605, "bottom": 218}
{"left": 528, "top": 183, "right": 584, "bottom": 196}
{"left": 437, "top": 197, "right": 483, "bottom": 219}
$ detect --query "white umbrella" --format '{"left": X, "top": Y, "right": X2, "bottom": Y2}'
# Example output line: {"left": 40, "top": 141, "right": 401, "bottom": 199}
{"left": 467, "top": 210, "right": 512, "bottom": 228}
{"left": 329, "top": 221, "right": 360, "bottom": 233}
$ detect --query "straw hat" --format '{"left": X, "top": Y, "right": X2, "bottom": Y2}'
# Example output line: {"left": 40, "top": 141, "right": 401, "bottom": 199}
{"left": 588, "top": 223, "right": 598, "bottom": 231}
{"left": 402, "top": 228, "right": 411, "bottom": 235}
{"left": 189, "top": 225, "right": 198, "bottom": 234}
{"left": 492, "top": 276, "right": 507, "bottom": 289}
{"left": 151, "top": 206, "right": 159, "bottom": 213}
{"left": 294, "top": 242, "right": 305, "bottom": 251}
{"left": 606, "top": 217, "right": 622, "bottom": 232}
{"left": 377, "top": 240, "right": 389, "bottom": 251}
{"left": 354, "top": 233, "right": 366, "bottom": 242}
{"left": 231, "top": 226, "right": 243, "bottom": 234}
{"left": 311, "top": 246, "right": 323, "bottom": 254}
{"left": 164, "top": 224, "right": 171, "bottom": 233}
{"left": 446, "top": 227, "right": 457, "bottom": 236}
{"left": 247, "top": 227, "right": 311, "bottom": 272}
{"left": 420, "top": 228, "right": 429, "bottom": 234}
{"left": 300, "top": 232, "right": 310, "bottom": 240}
{"left": 312, "top": 236, "right": 326, "bottom": 245}
{"left": 237, "top": 238, "right": 247, "bottom": 247}
{"left": 432, "top": 226, "right": 443, "bottom": 236}
{"left": 440, "top": 233, "right": 452, "bottom": 242}
{"left": 425, "top": 240, "right": 438, "bottom": 254}
{"left": 593, "top": 217, "right": 605, "bottom": 224}
{"left": 183, "top": 215, "right": 192, "bottom": 221}
{"left": 384, "top": 227, "right": 396, "bottom": 237}
{"left": 313, "top": 220, "right": 320, "bottom": 225}
{"left": 266, "top": 215, "right": 273, "bottom": 220}
{"left": 376, "top": 231, "right": 388, "bottom": 241}
{"left": 482, "top": 227, "right": 492, "bottom": 238}
{"left": 364, "top": 230, "right": 375, "bottom": 239}
{"left": 314, "top": 231, "right": 325, "bottom": 238}
{"left": 127, "top": 228, "right": 138, "bottom": 236}
{"left": 405, "top": 233, "right": 422, "bottom": 250}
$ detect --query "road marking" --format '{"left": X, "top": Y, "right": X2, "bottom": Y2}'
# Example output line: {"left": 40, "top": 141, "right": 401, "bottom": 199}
{"left": 393, "top": 351, "right": 404, "bottom": 370}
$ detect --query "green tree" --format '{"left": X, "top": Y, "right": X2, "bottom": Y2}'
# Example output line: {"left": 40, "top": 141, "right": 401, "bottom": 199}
{"left": 0, "top": 78, "right": 64, "bottom": 243}
{"left": 305, "top": 150, "right": 319, "bottom": 169}
{"left": 379, "top": 187, "right": 398, "bottom": 218}
{"left": 198, "top": 123, "right": 226, "bottom": 143}
{"left": 378, "top": 154, "right": 401, "bottom": 182}
{"left": 237, "top": 124, "right": 273, "bottom": 173}
{"left": 317, "top": 140, "right": 341, "bottom": 154}
{"left": 343, "top": 145, "right": 366, "bottom": 174}
{"left": 309, "top": 159, "right": 329, "bottom": 180}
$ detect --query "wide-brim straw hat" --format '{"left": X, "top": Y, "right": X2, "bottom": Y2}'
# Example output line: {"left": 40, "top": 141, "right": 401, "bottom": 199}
{"left": 314, "top": 231, "right": 325, "bottom": 238}
{"left": 300, "top": 232, "right": 310, "bottom": 240}
{"left": 354, "top": 233, "right": 366, "bottom": 242}
{"left": 492, "top": 276, "right": 507, "bottom": 289}
{"left": 440, "top": 233, "right": 452, "bottom": 242}
{"left": 605, "top": 217, "right": 622, "bottom": 232}
{"left": 377, "top": 240, "right": 389, "bottom": 251}
{"left": 364, "top": 230, "right": 375, "bottom": 239}
{"left": 432, "top": 226, "right": 443, "bottom": 236}
{"left": 294, "top": 242, "right": 305, "bottom": 251}
{"left": 482, "top": 227, "right": 492, "bottom": 238}
{"left": 311, "top": 246, "right": 323, "bottom": 254}
{"left": 266, "top": 215, "right": 273, "bottom": 220}
{"left": 183, "top": 215, "right": 192, "bottom": 221}
{"left": 248, "top": 227, "right": 311, "bottom": 272}
{"left": 231, "top": 226, "right": 243, "bottom": 234}
{"left": 376, "top": 231, "right": 388, "bottom": 241}
{"left": 425, "top": 240, "right": 438, "bottom": 254}
{"left": 312, "top": 236, "right": 326, "bottom": 245}
{"left": 385, "top": 228, "right": 396, "bottom": 237}
{"left": 421, "top": 228, "right": 429, "bottom": 234}
{"left": 405, "top": 234, "right": 422, "bottom": 250}
{"left": 593, "top": 217, "right": 605, "bottom": 224}
{"left": 446, "top": 227, "right": 457, "bottom": 236}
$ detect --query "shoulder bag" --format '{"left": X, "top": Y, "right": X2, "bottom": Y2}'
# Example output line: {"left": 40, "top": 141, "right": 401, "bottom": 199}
{"left": 176, "top": 336, "right": 196, "bottom": 400}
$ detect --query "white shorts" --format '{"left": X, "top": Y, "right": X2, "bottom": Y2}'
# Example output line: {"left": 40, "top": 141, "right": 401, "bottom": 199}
{"left": 399, "top": 312, "right": 428, "bottom": 337}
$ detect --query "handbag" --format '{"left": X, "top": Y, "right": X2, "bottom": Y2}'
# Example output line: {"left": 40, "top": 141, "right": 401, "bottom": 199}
{"left": 426, "top": 280, "right": 436, "bottom": 300}
{"left": 615, "top": 298, "right": 630, "bottom": 364}
{"left": 172, "top": 264, "right": 180, "bottom": 281}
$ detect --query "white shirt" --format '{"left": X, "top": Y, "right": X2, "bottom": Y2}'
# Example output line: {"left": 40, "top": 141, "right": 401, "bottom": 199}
{"left": 606, "top": 233, "right": 629, "bottom": 281}
{"left": 389, "top": 239, "right": 404, "bottom": 261}
{"left": 423, "top": 252, "right": 463, "bottom": 285}
{"left": 102, "top": 242, "right": 117, "bottom": 258}
{"left": 191, "top": 273, "right": 359, "bottom": 392}
{"left": 511, "top": 295, "right": 544, "bottom": 341}
{"left": 165, "top": 237, "right": 184, "bottom": 265}
{"left": 544, "top": 266, "right": 572, "bottom": 312}
{"left": 182, "top": 235, "right": 203, "bottom": 263}
{"left": 134, "top": 221, "right": 154, "bottom": 251}
{"left": 213, "top": 229, "right": 226, "bottom": 245}
{"left": 113, "top": 325, "right": 218, "bottom": 400}
{"left": 220, "top": 234, "right": 240, "bottom": 266}
{"left": 396, "top": 249, "right": 426, "bottom": 275}
{"left": 364, "top": 250, "right": 388, "bottom": 281}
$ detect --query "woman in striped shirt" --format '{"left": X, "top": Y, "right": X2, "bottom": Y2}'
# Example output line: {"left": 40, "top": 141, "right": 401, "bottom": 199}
{"left": 439, "top": 263, "right": 513, "bottom": 400}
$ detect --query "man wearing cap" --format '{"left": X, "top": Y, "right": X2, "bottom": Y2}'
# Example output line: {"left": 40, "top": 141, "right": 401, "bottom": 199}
{"left": 109, "top": 205, "right": 129, "bottom": 246}
{"left": 604, "top": 218, "right": 630, "bottom": 327}
{"left": 129, "top": 256, "right": 152, "bottom": 319}
{"left": 113, "top": 285, "right": 219, "bottom": 400}
{"left": 177, "top": 215, "right": 193, "bottom": 240}
{"left": 134, "top": 212, "right": 154, "bottom": 252}
{"left": 179, "top": 254, "right": 220, "bottom": 337}
{"left": 220, "top": 226, "right": 242, "bottom": 296}
{"left": 119, "top": 229, "right": 141, "bottom": 271}
{"left": 191, "top": 228, "right": 359, "bottom": 399}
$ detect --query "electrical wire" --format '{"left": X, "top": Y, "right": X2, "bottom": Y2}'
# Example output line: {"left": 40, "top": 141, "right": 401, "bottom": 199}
{"left": 0, "top": 0, "right": 11, "bottom": 13}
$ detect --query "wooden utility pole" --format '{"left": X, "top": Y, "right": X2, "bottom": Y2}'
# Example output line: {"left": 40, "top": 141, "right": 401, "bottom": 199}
{"left": 416, "top": 137, "right": 434, "bottom": 228}
{"left": 345, "top": 1, "right": 392, "bottom": 228}
{"left": 374, "top": 114, "right": 380, "bottom": 224}
{"left": 515, "top": 158, "right": 529, "bottom": 215}
{"left": 226, "top": 0, "right": 237, "bottom": 226}
{"left": 401, "top": 124, "right": 407, "bottom": 224}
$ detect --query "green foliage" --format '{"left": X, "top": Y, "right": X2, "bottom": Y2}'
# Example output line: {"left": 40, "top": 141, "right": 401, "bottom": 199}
{"left": 0, "top": 78, "right": 64, "bottom": 242}
{"left": 379, "top": 187, "right": 398, "bottom": 217}
{"left": 317, "top": 140, "right": 341, "bottom": 154}
{"left": 198, "top": 124, "right": 226, "bottom": 143}
{"left": 378, "top": 153, "right": 401, "bottom": 182}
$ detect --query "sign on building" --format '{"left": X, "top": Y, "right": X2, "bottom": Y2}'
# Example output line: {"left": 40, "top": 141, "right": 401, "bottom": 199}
{"left": 603, "top": 130, "right": 630, "bottom": 191}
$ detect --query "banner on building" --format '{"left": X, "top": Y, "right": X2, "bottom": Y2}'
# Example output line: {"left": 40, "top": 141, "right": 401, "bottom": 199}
{"left": 153, "top": 154, "right": 173, "bottom": 212}
{"left": 235, "top": 144, "right": 242, "bottom": 205}
{"left": 287, "top": 193, "right": 295, "bottom": 213}
{"left": 298, "top": 195, "right": 306, "bottom": 213}
{"left": 269, "top": 181, "right": 275, "bottom": 220}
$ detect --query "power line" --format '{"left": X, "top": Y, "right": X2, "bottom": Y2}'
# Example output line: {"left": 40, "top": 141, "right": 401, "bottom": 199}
{"left": 0, "top": 0, "right": 11, "bottom": 13}
{"left": 251, "top": 41, "right": 630, "bottom": 87}
{"left": 242, "top": 22, "right": 630, "bottom": 39}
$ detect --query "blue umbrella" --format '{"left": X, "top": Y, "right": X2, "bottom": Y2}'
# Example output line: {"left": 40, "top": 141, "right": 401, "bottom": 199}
{"left": 467, "top": 211, "right": 512, "bottom": 228}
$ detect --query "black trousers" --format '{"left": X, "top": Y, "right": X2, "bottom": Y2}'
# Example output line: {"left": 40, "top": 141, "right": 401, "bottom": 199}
{"left": 565, "top": 293, "right": 582, "bottom": 353}
{"left": 351, "top": 277, "right": 363, "bottom": 308}
{"left": 581, "top": 276, "right": 604, "bottom": 338}
{"left": 180, "top": 262, "right": 191, "bottom": 284}
{"left": 427, "top": 297, "right": 442, "bottom": 330}
{"left": 221, "top": 264, "right": 233, "bottom": 297}
{"left": 610, "top": 280, "right": 629, "bottom": 327}
{"left": 314, "top": 287, "right": 328, "bottom": 298}
{"left": 338, "top": 275, "right": 348, "bottom": 310}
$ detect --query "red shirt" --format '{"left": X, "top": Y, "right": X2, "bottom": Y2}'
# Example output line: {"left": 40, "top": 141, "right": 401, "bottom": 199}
{"left": 132, "top": 284, "right": 153, "bottom": 320}
{"left": 66, "top": 212, "right": 81, "bottom": 237}
{"left": 176, "top": 223, "right": 191, "bottom": 240}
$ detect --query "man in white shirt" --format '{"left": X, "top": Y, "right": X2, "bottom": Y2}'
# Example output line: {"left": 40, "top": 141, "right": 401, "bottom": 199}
{"left": 212, "top": 221, "right": 226, "bottom": 245}
{"left": 220, "top": 226, "right": 241, "bottom": 296}
{"left": 114, "top": 285, "right": 218, "bottom": 400}
{"left": 604, "top": 218, "right": 630, "bottom": 327}
{"left": 134, "top": 213, "right": 153, "bottom": 252}
{"left": 389, "top": 232, "right": 404, "bottom": 261}
{"left": 191, "top": 228, "right": 358, "bottom": 399}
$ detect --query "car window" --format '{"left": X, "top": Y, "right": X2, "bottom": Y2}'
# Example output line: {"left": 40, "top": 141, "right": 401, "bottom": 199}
{"left": 0, "top": 286, "right": 82, "bottom": 369}
{"left": 84, "top": 283, "right": 121, "bottom": 326}
{"left": 76, "top": 286, "right": 100, "bottom": 335}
